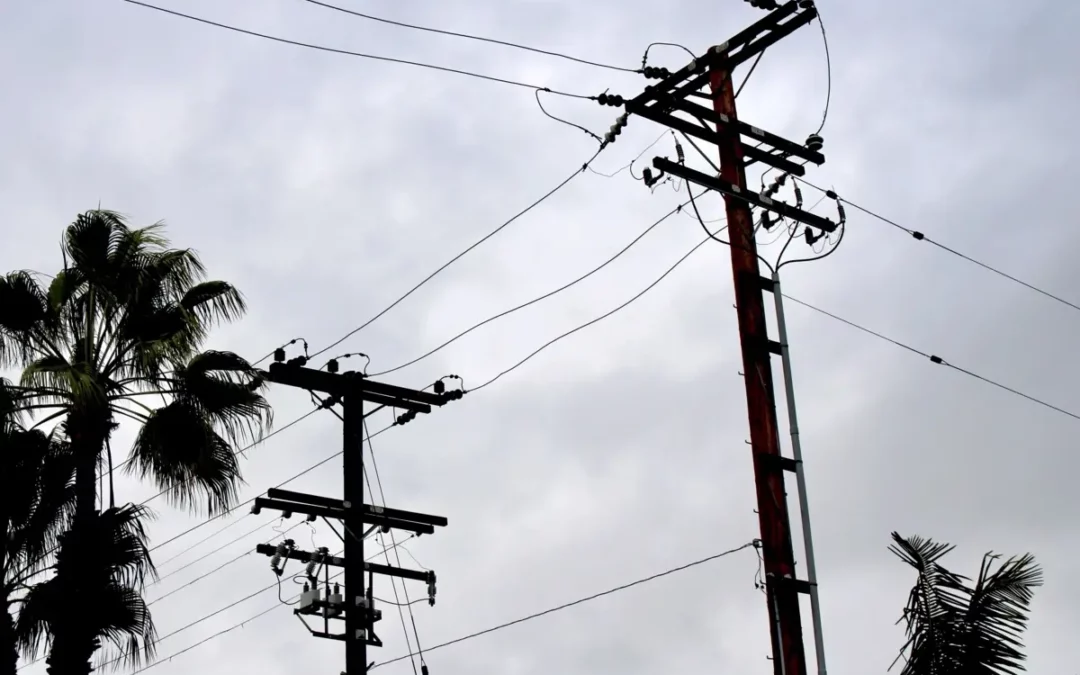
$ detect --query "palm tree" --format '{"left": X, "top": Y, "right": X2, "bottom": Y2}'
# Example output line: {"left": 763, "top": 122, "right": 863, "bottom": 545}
{"left": 0, "top": 380, "right": 76, "bottom": 675}
{"left": 889, "top": 532, "right": 1043, "bottom": 675}
{"left": 0, "top": 210, "right": 272, "bottom": 672}
{"left": 18, "top": 505, "right": 158, "bottom": 675}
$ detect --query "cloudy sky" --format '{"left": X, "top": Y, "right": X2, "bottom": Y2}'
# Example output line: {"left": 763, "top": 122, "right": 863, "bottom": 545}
{"left": 3, "top": 0, "right": 1079, "bottom": 673}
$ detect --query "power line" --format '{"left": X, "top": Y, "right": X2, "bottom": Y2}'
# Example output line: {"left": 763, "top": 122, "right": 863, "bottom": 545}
{"left": 783, "top": 294, "right": 1080, "bottom": 422}
{"left": 120, "top": 0, "right": 597, "bottom": 100}
{"left": 309, "top": 149, "right": 606, "bottom": 360}
{"left": 303, "top": 0, "right": 639, "bottom": 74}
{"left": 144, "top": 407, "right": 325, "bottom": 554}
{"left": 369, "top": 195, "right": 700, "bottom": 377}
{"left": 118, "top": 540, "right": 755, "bottom": 672}
{"left": 813, "top": 7, "right": 832, "bottom": 135}
{"left": 470, "top": 220, "right": 727, "bottom": 392}
{"left": 795, "top": 179, "right": 1080, "bottom": 315}
{"left": 370, "top": 541, "right": 758, "bottom": 669}
{"left": 152, "top": 512, "right": 254, "bottom": 570}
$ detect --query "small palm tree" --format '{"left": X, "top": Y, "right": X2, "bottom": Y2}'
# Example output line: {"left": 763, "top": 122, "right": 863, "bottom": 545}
{"left": 18, "top": 505, "right": 158, "bottom": 675}
{"left": 0, "top": 381, "right": 76, "bottom": 675}
{"left": 889, "top": 531, "right": 1043, "bottom": 675}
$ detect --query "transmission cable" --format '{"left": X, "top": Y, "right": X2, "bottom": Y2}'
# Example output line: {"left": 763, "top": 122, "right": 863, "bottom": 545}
{"left": 469, "top": 219, "right": 728, "bottom": 393}
{"left": 303, "top": 0, "right": 639, "bottom": 74}
{"left": 370, "top": 541, "right": 757, "bottom": 669}
{"left": 363, "top": 424, "right": 425, "bottom": 674}
{"left": 795, "top": 178, "right": 1080, "bottom": 315}
{"left": 309, "top": 148, "right": 605, "bottom": 360}
{"left": 121, "top": 0, "right": 596, "bottom": 100}
{"left": 813, "top": 7, "right": 832, "bottom": 134}
{"left": 369, "top": 195, "right": 701, "bottom": 377}
{"left": 119, "top": 540, "right": 755, "bottom": 672}
{"left": 784, "top": 295, "right": 1080, "bottom": 422}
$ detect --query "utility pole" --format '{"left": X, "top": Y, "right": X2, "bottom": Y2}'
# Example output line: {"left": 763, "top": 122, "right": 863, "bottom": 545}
{"left": 624, "top": 3, "right": 835, "bottom": 675}
{"left": 252, "top": 351, "right": 462, "bottom": 675}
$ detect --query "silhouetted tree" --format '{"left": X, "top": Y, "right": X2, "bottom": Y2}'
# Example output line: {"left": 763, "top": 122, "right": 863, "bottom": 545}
{"left": 890, "top": 531, "right": 1043, "bottom": 675}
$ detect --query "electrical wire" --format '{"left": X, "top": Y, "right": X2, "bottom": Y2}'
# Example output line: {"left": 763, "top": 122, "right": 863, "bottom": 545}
{"left": 369, "top": 195, "right": 700, "bottom": 377}
{"left": 641, "top": 42, "right": 696, "bottom": 67}
{"left": 735, "top": 50, "right": 765, "bottom": 99}
{"left": 783, "top": 295, "right": 1080, "bottom": 422}
{"left": 308, "top": 148, "right": 605, "bottom": 360}
{"left": 146, "top": 522, "right": 301, "bottom": 606}
{"left": 364, "top": 421, "right": 427, "bottom": 671}
{"left": 370, "top": 541, "right": 757, "bottom": 669}
{"left": 588, "top": 129, "right": 673, "bottom": 179}
{"left": 144, "top": 407, "right": 325, "bottom": 554}
{"left": 303, "top": 0, "right": 639, "bottom": 74}
{"left": 469, "top": 219, "right": 727, "bottom": 393}
{"left": 120, "top": 0, "right": 596, "bottom": 100}
{"left": 151, "top": 518, "right": 272, "bottom": 586}
{"left": 119, "top": 540, "right": 755, "bottom": 673}
{"left": 535, "top": 88, "right": 602, "bottom": 143}
{"left": 813, "top": 7, "right": 832, "bottom": 135}
{"left": 151, "top": 512, "right": 254, "bottom": 570}
{"left": 794, "top": 178, "right": 1080, "bottom": 315}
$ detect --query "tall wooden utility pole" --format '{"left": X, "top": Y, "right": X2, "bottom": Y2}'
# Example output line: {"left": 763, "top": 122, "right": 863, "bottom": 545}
{"left": 624, "top": 3, "right": 835, "bottom": 674}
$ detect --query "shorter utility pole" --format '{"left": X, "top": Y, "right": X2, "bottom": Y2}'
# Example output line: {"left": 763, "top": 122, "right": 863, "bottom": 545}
{"left": 254, "top": 353, "right": 461, "bottom": 674}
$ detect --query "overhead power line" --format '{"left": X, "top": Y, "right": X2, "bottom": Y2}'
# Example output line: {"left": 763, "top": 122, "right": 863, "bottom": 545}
{"left": 371, "top": 541, "right": 757, "bottom": 669}
{"left": 309, "top": 148, "right": 606, "bottom": 360}
{"left": 796, "top": 179, "right": 1080, "bottom": 315}
{"left": 470, "top": 220, "right": 728, "bottom": 392}
{"left": 121, "top": 540, "right": 757, "bottom": 672}
{"left": 784, "top": 294, "right": 1080, "bottom": 423}
{"left": 120, "top": 0, "right": 596, "bottom": 99}
{"left": 303, "top": 0, "right": 639, "bottom": 74}
{"left": 370, "top": 194, "right": 704, "bottom": 377}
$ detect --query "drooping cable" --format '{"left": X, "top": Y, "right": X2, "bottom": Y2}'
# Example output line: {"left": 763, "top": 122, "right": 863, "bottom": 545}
{"left": 795, "top": 178, "right": 1080, "bottom": 314}
{"left": 370, "top": 541, "right": 758, "bottom": 669}
{"left": 363, "top": 420, "right": 427, "bottom": 672}
{"left": 308, "top": 149, "right": 605, "bottom": 360}
{"left": 783, "top": 295, "right": 1080, "bottom": 422}
{"left": 121, "top": 0, "right": 597, "bottom": 100}
{"left": 119, "top": 540, "right": 756, "bottom": 672}
{"left": 369, "top": 196, "right": 701, "bottom": 377}
{"left": 303, "top": 0, "right": 639, "bottom": 74}
{"left": 468, "top": 218, "right": 728, "bottom": 392}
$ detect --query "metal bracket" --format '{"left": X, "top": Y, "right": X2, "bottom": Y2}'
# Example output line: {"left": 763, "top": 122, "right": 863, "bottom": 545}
{"left": 654, "top": 158, "right": 837, "bottom": 232}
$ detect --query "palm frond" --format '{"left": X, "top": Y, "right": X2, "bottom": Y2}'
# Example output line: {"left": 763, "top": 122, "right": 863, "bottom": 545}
{"left": 126, "top": 402, "right": 244, "bottom": 515}
{"left": 170, "top": 350, "right": 272, "bottom": 445}
{"left": 180, "top": 280, "right": 247, "bottom": 326}
{"left": 0, "top": 271, "right": 51, "bottom": 367}
{"left": 93, "top": 584, "right": 157, "bottom": 670}
{"left": 64, "top": 210, "right": 128, "bottom": 285}
{"left": 20, "top": 355, "right": 102, "bottom": 411}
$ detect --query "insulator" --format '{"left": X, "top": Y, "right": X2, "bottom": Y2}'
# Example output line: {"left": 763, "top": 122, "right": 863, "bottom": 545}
{"left": 271, "top": 541, "right": 288, "bottom": 573}
{"left": 616, "top": 113, "right": 628, "bottom": 126}
{"left": 825, "top": 189, "right": 838, "bottom": 200}
{"left": 776, "top": 173, "right": 788, "bottom": 186}
{"left": 433, "top": 379, "right": 445, "bottom": 394}
{"left": 675, "top": 142, "right": 685, "bottom": 163}
{"left": 273, "top": 348, "right": 285, "bottom": 363}
{"left": 805, "top": 133, "right": 824, "bottom": 151}
{"left": 604, "top": 131, "right": 615, "bottom": 143}
{"left": 327, "top": 358, "right": 339, "bottom": 374}
{"left": 596, "top": 93, "right": 624, "bottom": 107}
{"left": 421, "top": 666, "right": 429, "bottom": 675}
{"left": 642, "top": 168, "right": 653, "bottom": 184}
{"left": 250, "top": 503, "right": 262, "bottom": 515}
{"left": 837, "top": 203, "right": 847, "bottom": 223}
{"left": 305, "top": 559, "right": 317, "bottom": 578}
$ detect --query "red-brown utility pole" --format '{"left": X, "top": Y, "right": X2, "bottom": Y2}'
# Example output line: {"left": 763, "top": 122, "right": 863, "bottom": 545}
{"left": 710, "top": 63, "right": 806, "bottom": 675}
{"left": 623, "top": 4, "right": 834, "bottom": 673}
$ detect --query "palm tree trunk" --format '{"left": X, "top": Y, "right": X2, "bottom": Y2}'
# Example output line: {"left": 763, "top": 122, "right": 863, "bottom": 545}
{"left": 1, "top": 602, "right": 17, "bottom": 675}
{"left": 45, "top": 628, "right": 97, "bottom": 675}
{"left": 53, "top": 414, "right": 108, "bottom": 675}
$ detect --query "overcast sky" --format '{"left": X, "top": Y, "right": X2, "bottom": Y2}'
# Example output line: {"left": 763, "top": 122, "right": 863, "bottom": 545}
{"left": 3, "top": 0, "right": 1079, "bottom": 673}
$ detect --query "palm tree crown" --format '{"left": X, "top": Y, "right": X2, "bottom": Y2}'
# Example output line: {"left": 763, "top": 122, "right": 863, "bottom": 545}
{"left": 890, "top": 531, "right": 1043, "bottom": 675}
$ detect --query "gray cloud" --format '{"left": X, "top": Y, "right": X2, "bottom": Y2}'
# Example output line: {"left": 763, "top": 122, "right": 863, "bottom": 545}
{"left": 3, "top": 0, "right": 1079, "bottom": 673}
